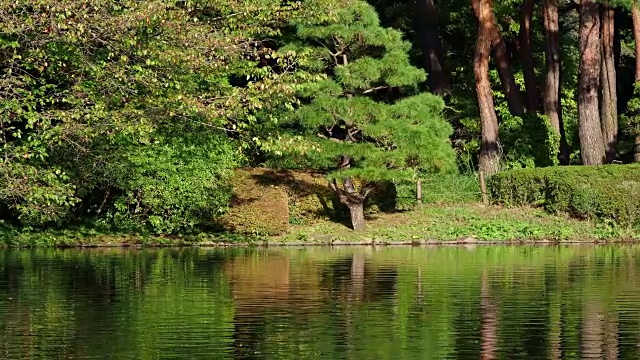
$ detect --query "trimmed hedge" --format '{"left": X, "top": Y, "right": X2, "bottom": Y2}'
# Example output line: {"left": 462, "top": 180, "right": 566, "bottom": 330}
{"left": 488, "top": 164, "right": 640, "bottom": 227}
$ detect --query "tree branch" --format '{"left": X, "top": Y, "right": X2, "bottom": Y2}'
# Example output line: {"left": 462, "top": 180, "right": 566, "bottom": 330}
{"left": 363, "top": 86, "right": 388, "bottom": 94}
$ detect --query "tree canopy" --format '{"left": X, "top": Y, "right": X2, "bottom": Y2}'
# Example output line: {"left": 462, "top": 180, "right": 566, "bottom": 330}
{"left": 2, "top": 0, "right": 640, "bottom": 233}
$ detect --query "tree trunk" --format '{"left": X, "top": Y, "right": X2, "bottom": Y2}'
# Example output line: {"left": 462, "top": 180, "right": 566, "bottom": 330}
{"left": 416, "top": 0, "right": 450, "bottom": 96}
{"left": 474, "top": 0, "right": 501, "bottom": 175}
{"left": 601, "top": 3, "right": 617, "bottom": 163}
{"left": 542, "top": 0, "right": 570, "bottom": 165}
{"left": 332, "top": 157, "right": 369, "bottom": 231}
{"left": 348, "top": 203, "right": 366, "bottom": 232}
{"left": 472, "top": 0, "right": 525, "bottom": 117}
{"left": 520, "top": 0, "right": 539, "bottom": 112}
{"left": 633, "top": 2, "right": 640, "bottom": 162}
{"left": 578, "top": 0, "right": 605, "bottom": 165}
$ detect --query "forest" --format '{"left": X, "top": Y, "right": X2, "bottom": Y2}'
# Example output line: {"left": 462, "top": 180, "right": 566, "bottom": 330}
{"left": 1, "top": 0, "right": 640, "bottom": 237}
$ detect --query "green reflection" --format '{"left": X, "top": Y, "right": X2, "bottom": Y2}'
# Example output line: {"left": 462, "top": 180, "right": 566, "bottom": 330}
{"left": 0, "top": 246, "right": 639, "bottom": 359}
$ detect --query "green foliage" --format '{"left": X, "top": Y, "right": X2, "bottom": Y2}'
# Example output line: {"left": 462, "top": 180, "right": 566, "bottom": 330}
{"left": 622, "top": 82, "right": 640, "bottom": 136}
{"left": 0, "top": 163, "right": 79, "bottom": 225}
{"left": 488, "top": 165, "right": 640, "bottom": 228}
{"left": 265, "top": 0, "right": 456, "bottom": 196}
{"left": 499, "top": 113, "right": 561, "bottom": 169}
{"left": 0, "top": 0, "right": 306, "bottom": 231}
{"left": 95, "top": 130, "right": 237, "bottom": 234}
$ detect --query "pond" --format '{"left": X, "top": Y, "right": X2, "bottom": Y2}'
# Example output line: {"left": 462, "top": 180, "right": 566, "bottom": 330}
{"left": 0, "top": 245, "right": 638, "bottom": 359}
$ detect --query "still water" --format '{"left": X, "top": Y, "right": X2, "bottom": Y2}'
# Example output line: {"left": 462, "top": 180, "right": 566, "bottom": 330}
{"left": 0, "top": 245, "right": 639, "bottom": 359}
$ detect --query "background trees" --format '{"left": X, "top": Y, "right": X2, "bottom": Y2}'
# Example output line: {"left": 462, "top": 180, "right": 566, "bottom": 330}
{"left": 0, "top": 0, "right": 304, "bottom": 231}
{"left": 3, "top": 0, "right": 640, "bottom": 233}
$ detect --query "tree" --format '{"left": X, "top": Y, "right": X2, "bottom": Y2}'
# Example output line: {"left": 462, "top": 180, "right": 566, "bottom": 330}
{"left": 416, "top": 0, "right": 451, "bottom": 95}
{"left": 266, "top": 1, "right": 456, "bottom": 230}
{"left": 632, "top": 1, "right": 640, "bottom": 162}
{"left": 542, "top": 0, "right": 570, "bottom": 164}
{"left": 520, "top": 0, "right": 539, "bottom": 113}
{"left": 472, "top": 0, "right": 525, "bottom": 117}
{"left": 601, "top": 2, "right": 618, "bottom": 163}
{"left": 578, "top": 0, "right": 606, "bottom": 165}
{"left": 0, "top": 0, "right": 305, "bottom": 230}
{"left": 473, "top": 0, "right": 501, "bottom": 175}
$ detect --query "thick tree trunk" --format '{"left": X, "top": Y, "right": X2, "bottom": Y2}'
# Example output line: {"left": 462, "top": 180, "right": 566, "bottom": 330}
{"left": 542, "top": 0, "right": 570, "bottom": 165}
{"left": 332, "top": 157, "right": 369, "bottom": 231}
{"left": 633, "top": 3, "right": 640, "bottom": 162}
{"left": 473, "top": 0, "right": 501, "bottom": 175}
{"left": 348, "top": 203, "right": 366, "bottom": 232}
{"left": 601, "top": 3, "right": 617, "bottom": 163}
{"left": 520, "top": 0, "right": 538, "bottom": 112}
{"left": 472, "top": 0, "right": 525, "bottom": 117}
{"left": 578, "top": 0, "right": 605, "bottom": 165}
{"left": 416, "top": 0, "right": 450, "bottom": 96}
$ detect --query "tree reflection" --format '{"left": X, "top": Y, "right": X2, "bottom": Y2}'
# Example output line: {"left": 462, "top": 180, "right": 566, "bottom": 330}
{"left": 481, "top": 269, "right": 498, "bottom": 360}
{"left": 0, "top": 247, "right": 639, "bottom": 359}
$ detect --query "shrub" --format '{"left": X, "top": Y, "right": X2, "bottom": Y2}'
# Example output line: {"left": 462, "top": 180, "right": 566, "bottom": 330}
{"left": 96, "top": 132, "right": 237, "bottom": 234}
{"left": 488, "top": 164, "right": 640, "bottom": 228}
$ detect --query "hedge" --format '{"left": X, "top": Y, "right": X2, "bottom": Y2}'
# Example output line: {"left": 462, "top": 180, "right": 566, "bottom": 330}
{"left": 488, "top": 164, "right": 640, "bottom": 227}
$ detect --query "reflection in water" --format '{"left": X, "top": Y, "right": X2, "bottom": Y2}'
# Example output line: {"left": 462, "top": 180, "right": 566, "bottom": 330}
{"left": 481, "top": 270, "right": 497, "bottom": 360}
{"left": 1, "top": 246, "right": 640, "bottom": 359}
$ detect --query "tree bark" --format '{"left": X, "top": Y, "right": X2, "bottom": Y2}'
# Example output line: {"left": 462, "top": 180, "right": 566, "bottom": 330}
{"left": 473, "top": 0, "right": 501, "bottom": 175}
{"left": 542, "top": 0, "right": 570, "bottom": 165}
{"left": 416, "top": 0, "right": 450, "bottom": 96}
{"left": 348, "top": 203, "right": 366, "bottom": 232}
{"left": 633, "top": 2, "right": 640, "bottom": 162}
{"left": 520, "top": 0, "right": 539, "bottom": 112}
{"left": 578, "top": 0, "right": 605, "bottom": 165}
{"left": 331, "top": 157, "right": 369, "bottom": 231}
{"left": 472, "top": 0, "right": 525, "bottom": 117}
{"left": 601, "top": 3, "right": 617, "bottom": 163}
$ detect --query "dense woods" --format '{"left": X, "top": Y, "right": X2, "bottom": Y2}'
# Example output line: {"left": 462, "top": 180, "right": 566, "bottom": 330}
{"left": 2, "top": 0, "right": 640, "bottom": 233}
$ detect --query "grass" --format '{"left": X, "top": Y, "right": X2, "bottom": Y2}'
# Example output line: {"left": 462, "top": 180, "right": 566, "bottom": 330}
{"left": 273, "top": 204, "right": 640, "bottom": 244}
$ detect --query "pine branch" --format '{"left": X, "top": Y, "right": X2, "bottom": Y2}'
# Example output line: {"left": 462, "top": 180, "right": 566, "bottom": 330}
{"left": 362, "top": 86, "right": 388, "bottom": 94}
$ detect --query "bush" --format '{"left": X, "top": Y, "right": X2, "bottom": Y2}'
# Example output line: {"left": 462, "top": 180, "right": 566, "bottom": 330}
{"left": 96, "top": 132, "right": 237, "bottom": 234}
{"left": 488, "top": 164, "right": 640, "bottom": 228}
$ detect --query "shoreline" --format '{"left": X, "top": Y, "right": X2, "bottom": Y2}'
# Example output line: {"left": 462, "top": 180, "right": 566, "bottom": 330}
{"left": 3, "top": 236, "right": 638, "bottom": 249}
{"left": 2, "top": 204, "right": 638, "bottom": 248}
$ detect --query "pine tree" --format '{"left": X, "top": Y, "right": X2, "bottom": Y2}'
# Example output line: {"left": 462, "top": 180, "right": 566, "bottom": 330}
{"left": 268, "top": 0, "right": 456, "bottom": 231}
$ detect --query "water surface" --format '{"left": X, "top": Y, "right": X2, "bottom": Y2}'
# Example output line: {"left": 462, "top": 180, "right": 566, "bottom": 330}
{"left": 0, "top": 245, "right": 639, "bottom": 359}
